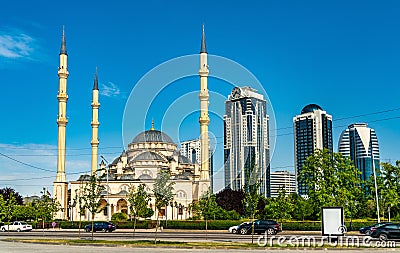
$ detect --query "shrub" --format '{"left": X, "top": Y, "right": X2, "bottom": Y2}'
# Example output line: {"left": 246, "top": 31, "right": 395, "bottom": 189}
{"left": 111, "top": 212, "right": 128, "bottom": 222}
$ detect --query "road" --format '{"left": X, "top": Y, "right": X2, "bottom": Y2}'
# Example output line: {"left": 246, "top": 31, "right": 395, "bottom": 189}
{"left": 0, "top": 230, "right": 398, "bottom": 252}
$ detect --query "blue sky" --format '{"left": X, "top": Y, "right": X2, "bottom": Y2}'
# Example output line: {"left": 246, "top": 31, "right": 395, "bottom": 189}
{"left": 1, "top": 0, "right": 400, "bottom": 196}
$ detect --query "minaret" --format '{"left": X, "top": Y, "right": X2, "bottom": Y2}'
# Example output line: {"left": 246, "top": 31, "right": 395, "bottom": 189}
{"left": 54, "top": 26, "right": 69, "bottom": 220}
{"left": 91, "top": 68, "right": 100, "bottom": 175}
{"left": 198, "top": 25, "right": 210, "bottom": 188}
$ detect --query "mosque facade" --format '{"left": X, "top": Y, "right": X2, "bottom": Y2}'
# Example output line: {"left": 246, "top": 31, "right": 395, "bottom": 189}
{"left": 54, "top": 26, "right": 211, "bottom": 221}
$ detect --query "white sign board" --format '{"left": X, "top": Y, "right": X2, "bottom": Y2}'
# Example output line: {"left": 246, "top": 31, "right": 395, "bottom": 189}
{"left": 321, "top": 206, "right": 344, "bottom": 236}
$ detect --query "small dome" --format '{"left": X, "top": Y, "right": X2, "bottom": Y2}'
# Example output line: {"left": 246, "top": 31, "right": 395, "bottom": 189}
{"left": 301, "top": 104, "right": 323, "bottom": 114}
{"left": 178, "top": 154, "right": 192, "bottom": 164}
{"left": 119, "top": 174, "right": 134, "bottom": 180}
{"left": 131, "top": 129, "right": 174, "bottom": 144}
{"left": 77, "top": 174, "right": 91, "bottom": 181}
{"left": 138, "top": 174, "right": 153, "bottom": 180}
{"left": 132, "top": 151, "right": 165, "bottom": 162}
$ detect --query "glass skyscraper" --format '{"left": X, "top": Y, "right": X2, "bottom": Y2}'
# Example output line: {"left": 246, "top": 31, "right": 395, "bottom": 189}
{"left": 293, "top": 104, "right": 333, "bottom": 196}
{"left": 338, "top": 123, "right": 380, "bottom": 182}
{"left": 224, "top": 86, "right": 270, "bottom": 197}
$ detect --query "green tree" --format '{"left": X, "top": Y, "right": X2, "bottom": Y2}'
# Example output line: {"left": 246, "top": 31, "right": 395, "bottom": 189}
{"left": 13, "top": 204, "right": 37, "bottom": 221}
{"left": 71, "top": 185, "right": 86, "bottom": 238}
{"left": 0, "top": 195, "right": 6, "bottom": 222}
{"left": 298, "top": 149, "right": 361, "bottom": 219}
{"left": 3, "top": 193, "right": 17, "bottom": 237}
{"left": 0, "top": 187, "right": 23, "bottom": 205}
{"left": 152, "top": 169, "right": 175, "bottom": 244}
{"left": 365, "top": 161, "right": 400, "bottom": 221}
{"left": 35, "top": 188, "right": 60, "bottom": 236}
{"left": 195, "top": 189, "right": 218, "bottom": 240}
{"left": 287, "top": 193, "right": 313, "bottom": 221}
{"left": 81, "top": 173, "right": 106, "bottom": 240}
{"left": 127, "top": 183, "right": 153, "bottom": 238}
{"left": 267, "top": 189, "right": 292, "bottom": 229}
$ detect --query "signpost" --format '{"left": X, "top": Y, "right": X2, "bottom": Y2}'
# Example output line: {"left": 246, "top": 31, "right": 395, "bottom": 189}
{"left": 321, "top": 206, "right": 345, "bottom": 241}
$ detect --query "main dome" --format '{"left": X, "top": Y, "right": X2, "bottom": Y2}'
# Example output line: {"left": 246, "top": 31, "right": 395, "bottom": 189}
{"left": 131, "top": 129, "right": 175, "bottom": 144}
{"left": 301, "top": 104, "right": 323, "bottom": 114}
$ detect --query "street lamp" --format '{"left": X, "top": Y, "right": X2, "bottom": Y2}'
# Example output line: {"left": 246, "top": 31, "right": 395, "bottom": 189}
{"left": 100, "top": 155, "right": 110, "bottom": 222}
{"left": 371, "top": 148, "right": 380, "bottom": 223}
{"left": 346, "top": 200, "right": 357, "bottom": 231}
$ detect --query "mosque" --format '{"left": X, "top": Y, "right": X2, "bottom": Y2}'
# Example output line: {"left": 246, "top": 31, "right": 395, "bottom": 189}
{"left": 53, "top": 27, "right": 211, "bottom": 221}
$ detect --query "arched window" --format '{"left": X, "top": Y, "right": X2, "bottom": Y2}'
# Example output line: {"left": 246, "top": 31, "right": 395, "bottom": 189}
{"left": 175, "top": 190, "right": 186, "bottom": 199}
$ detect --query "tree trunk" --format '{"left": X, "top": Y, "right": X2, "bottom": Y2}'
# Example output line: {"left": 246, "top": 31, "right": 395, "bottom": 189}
{"left": 78, "top": 215, "right": 81, "bottom": 238}
{"left": 133, "top": 215, "right": 136, "bottom": 239}
{"left": 251, "top": 214, "right": 255, "bottom": 244}
{"left": 42, "top": 219, "right": 45, "bottom": 237}
{"left": 205, "top": 219, "right": 208, "bottom": 241}
{"left": 154, "top": 211, "right": 159, "bottom": 244}
{"left": 91, "top": 214, "right": 95, "bottom": 240}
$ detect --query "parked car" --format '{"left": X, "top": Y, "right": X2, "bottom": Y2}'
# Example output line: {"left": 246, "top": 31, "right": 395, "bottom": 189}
{"left": 359, "top": 222, "right": 392, "bottom": 235}
{"left": 84, "top": 222, "right": 116, "bottom": 232}
{"left": 1, "top": 221, "right": 32, "bottom": 232}
{"left": 228, "top": 222, "right": 250, "bottom": 234}
{"left": 236, "top": 220, "right": 281, "bottom": 235}
{"left": 370, "top": 223, "right": 400, "bottom": 241}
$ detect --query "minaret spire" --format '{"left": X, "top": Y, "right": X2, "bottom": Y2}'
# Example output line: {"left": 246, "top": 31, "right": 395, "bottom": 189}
{"left": 54, "top": 26, "right": 69, "bottom": 220}
{"left": 151, "top": 118, "right": 155, "bottom": 130}
{"left": 200, "top": 24, "right": 207, "bottom": 53}
{"left": 91, "top": 68, "right": 100, "bottom": 175}
{"left": 93, "top": 66, "right": 99, "bottom": 90}
{"left": 60, "top": 25, "right": 67, "bottom": 55}
{"left": 198, "top": 24, "right": 210, "bottom": 192}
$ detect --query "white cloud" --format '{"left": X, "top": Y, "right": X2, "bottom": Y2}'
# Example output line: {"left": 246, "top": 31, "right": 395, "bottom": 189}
{"left": 100, "top": 82, "right": 126, "bottom": 98}
{"left": 0, "top": 31, "right": 35, "bottom": 58}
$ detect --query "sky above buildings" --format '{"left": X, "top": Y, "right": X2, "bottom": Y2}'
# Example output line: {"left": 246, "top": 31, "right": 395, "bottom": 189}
{"left": 1, "top": 0, "right": 400, "bottom": 196}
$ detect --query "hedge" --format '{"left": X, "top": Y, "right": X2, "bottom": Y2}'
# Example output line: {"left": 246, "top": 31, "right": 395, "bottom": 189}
{"left": 47, "top": 220, "right": 393, "bottom": 231}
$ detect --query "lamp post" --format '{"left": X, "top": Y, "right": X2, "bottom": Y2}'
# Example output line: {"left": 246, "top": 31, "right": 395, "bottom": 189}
{"left": 371, "top": 149, "right": 380, "bottom": 223}
{"left": 174, "top": 201, "right": 178, "bottom": 220}
{"left": 346, "top": 200, "right": 357, "bottom": 231}
{"left": 170, "top": 201, "right": 174, "bottom": 220}
{"left": 100, "top": 155, "right": 110, "bottom": 222}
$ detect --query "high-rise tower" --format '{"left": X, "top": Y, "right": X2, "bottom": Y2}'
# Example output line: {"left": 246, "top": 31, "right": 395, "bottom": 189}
{"left": 293, "top": 104, "right": 333, "bottom": 196}
{"left": 91, "top": 68, "right": 100, "bottom": 174}
{"left": 198, "top": 25, "right": 210, "bottom": 194}
{"left": 338, "top": 123, "right": 380, "bottom": 182}
{"left": 224, "top": 86, "right": 270, "bottom": 197}
{"left": 54, "top": 27, "right": 69, "bottom": 220}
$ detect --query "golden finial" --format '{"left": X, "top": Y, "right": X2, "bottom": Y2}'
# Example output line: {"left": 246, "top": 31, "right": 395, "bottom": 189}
{"left": 150, "top": 118, "right": 155, "bottom": 130}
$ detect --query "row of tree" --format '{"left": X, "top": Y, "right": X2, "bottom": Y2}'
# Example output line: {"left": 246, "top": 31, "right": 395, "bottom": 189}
{"left": 193, "top": 150, "right": 400, "bottom": 225}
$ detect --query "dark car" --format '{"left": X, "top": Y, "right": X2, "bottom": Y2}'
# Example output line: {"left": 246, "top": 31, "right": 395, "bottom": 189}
{"left": 84, "top": 222, "right": 116, "bottom": 232}
{"left": 236, "top": 220, "right": 281, "bottom": 235}
{"left": 359, "top": 222, "right": 392, "bottom": 235}
{"left": 370, "top": 223, "right": 400, "bottom": 241}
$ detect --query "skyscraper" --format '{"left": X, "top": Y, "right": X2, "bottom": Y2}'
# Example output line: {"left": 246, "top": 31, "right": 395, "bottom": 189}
{"left": 180, "top": 139, "right": 214, "bottom": 191}
{"left": 270, "top": 170, "right": 297, "bottom": 198}
{"left": 224, "top": 86, "right": 270, "bottom": 197}
{"left": 338, "top": 123, "right": 380, "bottom": 182}
{"left": 293, "top": 104, "right": 333, "bottom": 196}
